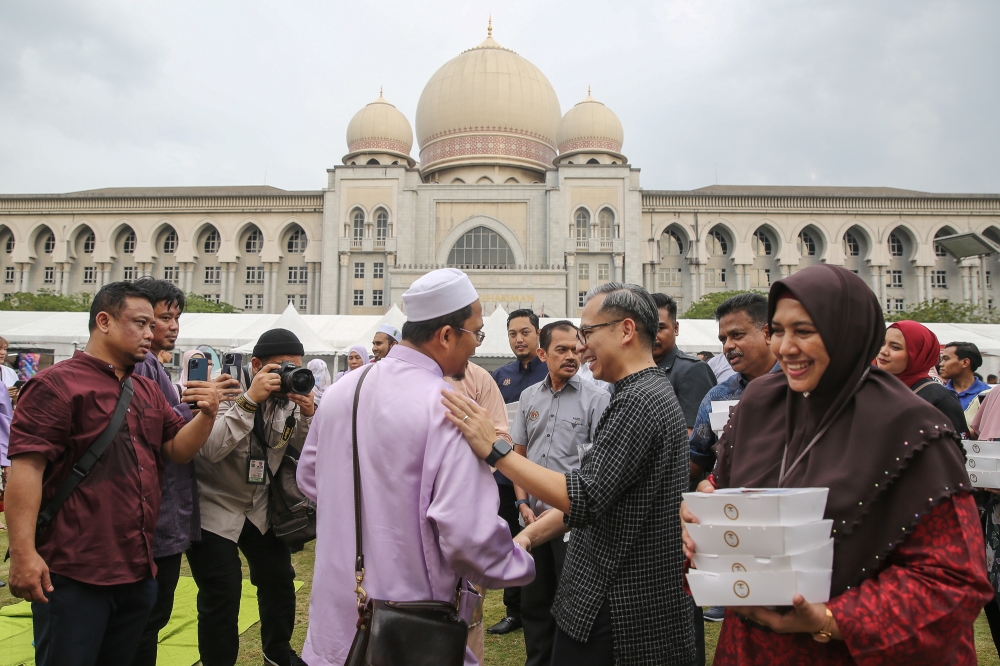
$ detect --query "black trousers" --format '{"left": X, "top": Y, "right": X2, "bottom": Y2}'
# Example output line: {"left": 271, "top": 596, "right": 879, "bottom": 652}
{"left": 522, "top": 537, "right": 567, "bottom": 666}
{"left": 33, "top": 573, "right": 157, "bottom": 666}
{"left": 497, "top": 483, "right": 522, "bottom": 617}
{"left": 691, "top": 596, "right": 705, "bottom": 666}
{"left": 985, "top": 595, "right": 1000, "bottom": 651}
{"left": 186, "top": 520, "right": 297, "bottom": 666}
{"left": 131, "top": 552, "right": 184, "bottom": 666}
{"left": 551, "top": 599, "right": 615, "bottom": 666}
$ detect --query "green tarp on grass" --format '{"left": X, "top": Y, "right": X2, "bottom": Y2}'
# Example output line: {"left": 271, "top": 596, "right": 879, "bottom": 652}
{"left": 0, "top": 577, "right": 303, "bottom": 666}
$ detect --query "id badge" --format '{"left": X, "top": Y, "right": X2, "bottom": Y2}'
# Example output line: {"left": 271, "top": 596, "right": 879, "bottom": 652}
{"left": 247, "top": 455, "right": 267, "bottom": 485}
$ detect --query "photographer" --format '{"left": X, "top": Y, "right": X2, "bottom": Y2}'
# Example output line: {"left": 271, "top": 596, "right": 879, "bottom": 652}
{"left": 186, "top": 328, "right": 313, "bottom": 666}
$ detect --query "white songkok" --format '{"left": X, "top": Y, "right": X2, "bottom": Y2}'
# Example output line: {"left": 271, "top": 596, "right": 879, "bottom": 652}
{"left": 402, "top": 268, "right": 479, "bottom": 322}
{"left": 377, "top": 323, "right": 401, "bottom": 342}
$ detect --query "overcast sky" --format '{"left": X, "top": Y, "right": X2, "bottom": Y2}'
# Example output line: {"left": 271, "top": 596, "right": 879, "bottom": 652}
{"left": 1, "top": 0, "right": 997, "bottom": 195}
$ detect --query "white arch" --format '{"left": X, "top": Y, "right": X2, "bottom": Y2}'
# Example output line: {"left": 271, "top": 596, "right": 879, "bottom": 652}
{"left": 436, "top": 216, "right": 527, "bottom": 266}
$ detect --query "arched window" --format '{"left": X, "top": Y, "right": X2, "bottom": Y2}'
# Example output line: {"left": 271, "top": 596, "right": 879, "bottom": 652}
{"left": 797, "top": 231, "right": 816, "bottom": 256}
{"left": 162, "top": 230, "right": 177, "bottom": 254}
{"left": 203, "top": 230, "right": 219, "bottom": 254}
{"left": 586, "top": 158, "right": 600, "bottom": 165}
{"left": 451, "top": 178, "right": 465, "bottom": 184}
{"left": 287, "top": 229, "right": 307, "bottom": 253}
{"left": 352, "top": 210, "right": 365, "bottom": 240}
{"left": 123, "top": 231, "right": 136, "bottom": 254}
{"left": 476, "top": 176, "right": 493, "bottom": 184}
{"left": 447, "top": 227, "right": 513, "bottom": 268}
{"left": 83, "top": 232, "right": 96, "bottom": 254}
{"left": 575, "top": 209, "right": 591, "bottom": 241}
{"left": 752, "top": 230, "right": 772, "bottom": 256}
{"left": 843, "top": 232, "right": 860, "bottom": 257}
{"left": 244, "top": 229, "right": 262, "bottom": 253}
{"left": 707, "top": 230, "right": 729, "bottom": 256}
{"left": 598, "top": 209, "right": 614, "bottom": 240}
{"left": 366, "top": 158, "right": 380, "bottom": 165}
{"left": 5, "top": 236, "right": 14, "bottom": 253}
{"left": 663, "top": 231, "right": 684, "bottom": 256}
{"left": 934, "top": 229, "right": 952, "bottom": 258}
{"left": 505, "top": 177, "right": 519, "bottom": 184}
{"left": 44, "top": 233, "right": 55, "bottom": 254}
{"left": 888, "top": 232, "right": 904, "bottom": 257}
{"left": 375, "top": 210, "right": 388, "bottom": 241}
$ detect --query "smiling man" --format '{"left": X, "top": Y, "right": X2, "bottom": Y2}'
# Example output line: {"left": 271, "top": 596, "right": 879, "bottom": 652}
{"left": 510, "top": 320, "right": 610, "bottom": 666}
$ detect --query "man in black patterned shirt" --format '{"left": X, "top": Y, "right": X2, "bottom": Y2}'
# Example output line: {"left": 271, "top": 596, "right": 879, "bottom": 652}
{"left": 444, "top": 282, "right": 696, "bottom": 666}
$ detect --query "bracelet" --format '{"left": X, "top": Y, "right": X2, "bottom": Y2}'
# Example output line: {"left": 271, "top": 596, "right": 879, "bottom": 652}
{"left": 514, "top": 499, "right": 530, "bottom": 508}
{"left": 236, "top": 394, "right": 258, "bottom": 413}
{"left": 812, "top": 607, "right": 835, "bottom": 643}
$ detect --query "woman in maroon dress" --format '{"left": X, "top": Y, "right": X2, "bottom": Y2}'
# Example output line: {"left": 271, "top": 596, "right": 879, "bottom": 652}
{"left": 682, "top": 264, "right": 991, "bottom": 665}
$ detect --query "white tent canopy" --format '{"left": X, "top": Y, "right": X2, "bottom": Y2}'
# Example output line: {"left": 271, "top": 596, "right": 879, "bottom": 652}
{"left": 232, "top": 304, "right": 338, "bottom": 356}
{"left": 338, "top": 304, "right": 407, "bottom": 354}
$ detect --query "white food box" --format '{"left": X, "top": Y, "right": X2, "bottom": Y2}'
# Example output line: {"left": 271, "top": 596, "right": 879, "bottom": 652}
{"left": 687, "top": 569, "right": 832, "bottom": 606}
{"left": 967, "top": 456, "right": 998, "bottom": 471}
{"left": 968, "top": 470, "right": 1000, "bottom": 489}
{"left": 963, "top": 440, "right": 1000, "bottom": 457}
{"left": 686, "top": 520, "right": 832, "bottom": 556}
{"left": 709, "top": 411, "right": 731, "bottom": 431}
{"left": 692, "top": 539, "right": 833, "bottom": 574}
{"left": 712, "top": 400, "right": 740, "bottom": 413}
{"left": 683, "top": 487, "right": 829, "bottom": 526}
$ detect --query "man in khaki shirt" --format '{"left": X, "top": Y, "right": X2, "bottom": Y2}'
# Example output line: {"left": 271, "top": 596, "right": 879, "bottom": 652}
{"left": 188, "top": 328, "right": 314, "bottom": 666}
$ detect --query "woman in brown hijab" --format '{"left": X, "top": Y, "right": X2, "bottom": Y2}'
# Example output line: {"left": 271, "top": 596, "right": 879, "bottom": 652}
{"left": 682, "top": 265, "right": 991, "bottom": 664}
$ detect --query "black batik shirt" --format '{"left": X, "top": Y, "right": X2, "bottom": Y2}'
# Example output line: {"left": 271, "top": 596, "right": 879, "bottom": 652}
{"left": 552, "top": 367, "right": 696, "bottom": 665}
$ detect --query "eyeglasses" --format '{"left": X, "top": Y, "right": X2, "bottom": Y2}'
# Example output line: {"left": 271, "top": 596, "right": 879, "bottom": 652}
{"left": 458, "top": 328, "right": 486, "bottom": 345}
{"left": 576, "top": 320, "right": 623, "bottom": 345}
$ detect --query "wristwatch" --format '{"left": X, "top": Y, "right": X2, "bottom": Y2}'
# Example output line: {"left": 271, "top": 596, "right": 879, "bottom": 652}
{"left": 514, "top": 499, "right": 530, "bottom": 509}
{"left": 485, "top": 438, "right": 513, "bottom": 466}
{"left": 812, "top": 607, "right": 835, "bottom": 643}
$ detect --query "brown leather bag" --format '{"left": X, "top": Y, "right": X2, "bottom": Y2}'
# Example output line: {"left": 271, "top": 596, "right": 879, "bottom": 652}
{"left": 344, "top": 365, "right": 468, "bottom": 666}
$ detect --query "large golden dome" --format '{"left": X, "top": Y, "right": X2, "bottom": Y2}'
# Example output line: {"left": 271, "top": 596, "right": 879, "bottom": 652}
{"left": 415, "top": 25, "right": 562, "bottom": 176}
{"left": 344, "top": 91, "right": 414, "bottom": 166}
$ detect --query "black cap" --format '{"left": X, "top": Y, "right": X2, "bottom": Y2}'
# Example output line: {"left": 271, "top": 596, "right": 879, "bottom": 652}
{"left": 253, "top": 328, "right": 304, "bottom": 359}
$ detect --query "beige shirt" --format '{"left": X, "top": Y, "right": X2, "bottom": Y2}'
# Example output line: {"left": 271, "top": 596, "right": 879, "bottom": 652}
{"left": 444, "top": 361, "right": 511, "bottom": 444}
{"left": 194, "top": 391, "right": 312, "bottom": 542}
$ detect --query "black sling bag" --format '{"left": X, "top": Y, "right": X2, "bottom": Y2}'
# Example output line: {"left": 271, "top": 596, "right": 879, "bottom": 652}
{"left": 36, "top": 378, "right": 134, "bottom": 530}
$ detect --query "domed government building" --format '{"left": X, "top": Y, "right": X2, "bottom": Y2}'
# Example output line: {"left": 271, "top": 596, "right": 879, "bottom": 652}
{"left": 2, "top": 24, "right": 999, "bottom": 317}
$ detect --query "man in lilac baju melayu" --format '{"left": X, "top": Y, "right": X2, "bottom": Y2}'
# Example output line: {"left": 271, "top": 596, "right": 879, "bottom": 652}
{"left": 297, "top": 268, "right": 535, "bottom": 666}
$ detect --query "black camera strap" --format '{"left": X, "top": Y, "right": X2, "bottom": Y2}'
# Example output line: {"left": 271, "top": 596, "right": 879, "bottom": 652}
{"left": 39, "top": 378, "right": 134, "bottom": 529}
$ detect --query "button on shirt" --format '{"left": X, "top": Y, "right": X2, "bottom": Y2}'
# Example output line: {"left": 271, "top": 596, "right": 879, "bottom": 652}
{"left": 511, "top": 373, "right": 610, "bottom": 515}
{"left": 7, "top": 351, "right": 187, "bottom": 585}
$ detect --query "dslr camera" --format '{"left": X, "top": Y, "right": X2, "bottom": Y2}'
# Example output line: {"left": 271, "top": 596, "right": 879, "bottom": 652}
{"left": 270, "top": 361, "right": 315, "bottom": 395}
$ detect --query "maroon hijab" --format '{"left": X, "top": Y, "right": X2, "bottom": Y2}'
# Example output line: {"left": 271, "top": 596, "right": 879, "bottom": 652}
{"left": 888, "top": 320, "right": 941, "bottom": 388}
{"left": 715, "top": 265, "right": 970, "bottom": 596}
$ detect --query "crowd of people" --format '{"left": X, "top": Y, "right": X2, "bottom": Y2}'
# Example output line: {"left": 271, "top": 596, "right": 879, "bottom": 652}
{"left": 0, "top": 264, "right": 998, "bottom": 665}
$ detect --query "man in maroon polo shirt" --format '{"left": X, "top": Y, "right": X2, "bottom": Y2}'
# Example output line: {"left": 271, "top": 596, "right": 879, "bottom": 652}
{"left": 4, "top": 281, "right": 221, "bottom": 666}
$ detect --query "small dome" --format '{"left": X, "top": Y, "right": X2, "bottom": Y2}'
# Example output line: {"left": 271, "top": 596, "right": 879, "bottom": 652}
{"left": 415, "top": 23, "right": 562, "bottom": 176}
{"left": 556, "top": 89, "right": 624, "bottom": 156}
{"left": 345, "top": 91, "right": 413, "bottom": 158}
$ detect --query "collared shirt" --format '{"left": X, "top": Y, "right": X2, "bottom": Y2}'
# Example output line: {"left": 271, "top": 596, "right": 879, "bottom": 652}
{"left": 656, "top": 346, "right": 717, "bottom": 428}
{"left": 296, "top": 344, "right": 534, "bottom": 666}
{"left": 133, "top": 351, "right": 198, "bottom": 558}
{"left": 708, "top": 352, "right": 736, "bottom": 383}
{"left": 491, "top": 355, "right": 549, "bottom": 486}
{"left": 947, "top": 377, "right": 991, "bottom": 411}
{"left": 689, "top": 363, "right": 782, "bottom": 472}
{"left": 511, "top": 373, "right": 610, "bottom": 515}
{"left": 0, "top": 384, "right": 12, "bottom": 466}
{"left": 444, "top": 361, "right": 512, "bottom": 444}
{"left": 7, "top": 351, "right": 187, "bottom": 584}
{"left": 554, "top": 368, "right": 695, "bottom": 665}
{"left": 195, "top": 375, "right": 312, "bottom": 543}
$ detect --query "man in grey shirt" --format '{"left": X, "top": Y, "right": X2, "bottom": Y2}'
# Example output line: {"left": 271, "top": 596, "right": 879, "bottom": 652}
{"left": 512, "top": 320, "right": 611, "bottom": 666}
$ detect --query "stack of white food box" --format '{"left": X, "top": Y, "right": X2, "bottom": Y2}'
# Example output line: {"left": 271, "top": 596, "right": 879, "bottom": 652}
{"left": 963, "top": 440, "right": 1000, "bottom": 489}
{"left": 685, "top": 487, "right": 833, "bottom": 606}
{"left": 709, "top": 400, "right": 740, "bottom": 439}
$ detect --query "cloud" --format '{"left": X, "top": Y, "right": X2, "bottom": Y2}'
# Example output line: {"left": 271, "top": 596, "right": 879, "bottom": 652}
{"left": 0, "top": 0, "right": 996, "bottom": 193}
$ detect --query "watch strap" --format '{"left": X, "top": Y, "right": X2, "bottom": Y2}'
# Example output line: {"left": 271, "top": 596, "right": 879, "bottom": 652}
{"left": 485, "top": 439, "right": 511, "bottom": 466}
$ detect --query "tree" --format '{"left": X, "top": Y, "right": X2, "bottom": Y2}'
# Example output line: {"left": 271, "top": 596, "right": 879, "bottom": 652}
{"left": 885, "top": 298, "right": 1000, "bottom": 324}
{"left": 183, "top": 293, "right": 242, "bottom": 313}
{"left": 683, "top": 290, "right": 766, "bottom": 319}
{"left": 0, "top": 290, "right": 92, "bottom": 312}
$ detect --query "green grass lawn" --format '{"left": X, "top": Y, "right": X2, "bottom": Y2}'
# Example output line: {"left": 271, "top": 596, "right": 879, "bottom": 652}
{"left": 1, "top": 529, "right": 999, "bottom": 665}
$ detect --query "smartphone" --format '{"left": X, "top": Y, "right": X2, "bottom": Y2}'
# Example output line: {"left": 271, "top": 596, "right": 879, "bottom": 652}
{"left": 222, "top": 352, "right": 243, "bottom": 380}
{"left": 187, "top": 356, "right": 209, "bottom": 383}
{"left": 12, "top": 379, "right": 25, "bottom": 389}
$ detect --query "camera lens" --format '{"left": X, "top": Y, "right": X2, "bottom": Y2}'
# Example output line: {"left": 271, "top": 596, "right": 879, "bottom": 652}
{"left": 287, "top": 367, "right": 315, "bottom": 395}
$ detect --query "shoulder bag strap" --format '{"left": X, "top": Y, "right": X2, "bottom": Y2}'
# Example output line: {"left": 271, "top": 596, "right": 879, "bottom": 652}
{"left": 913, "top": 379, "right": 934, "bottom": 396}
{"left": 37, "top": 377, "right": 134, "bottom": 529}
{"left": 352, "top": 365, "right": 376, "bottom": 615}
